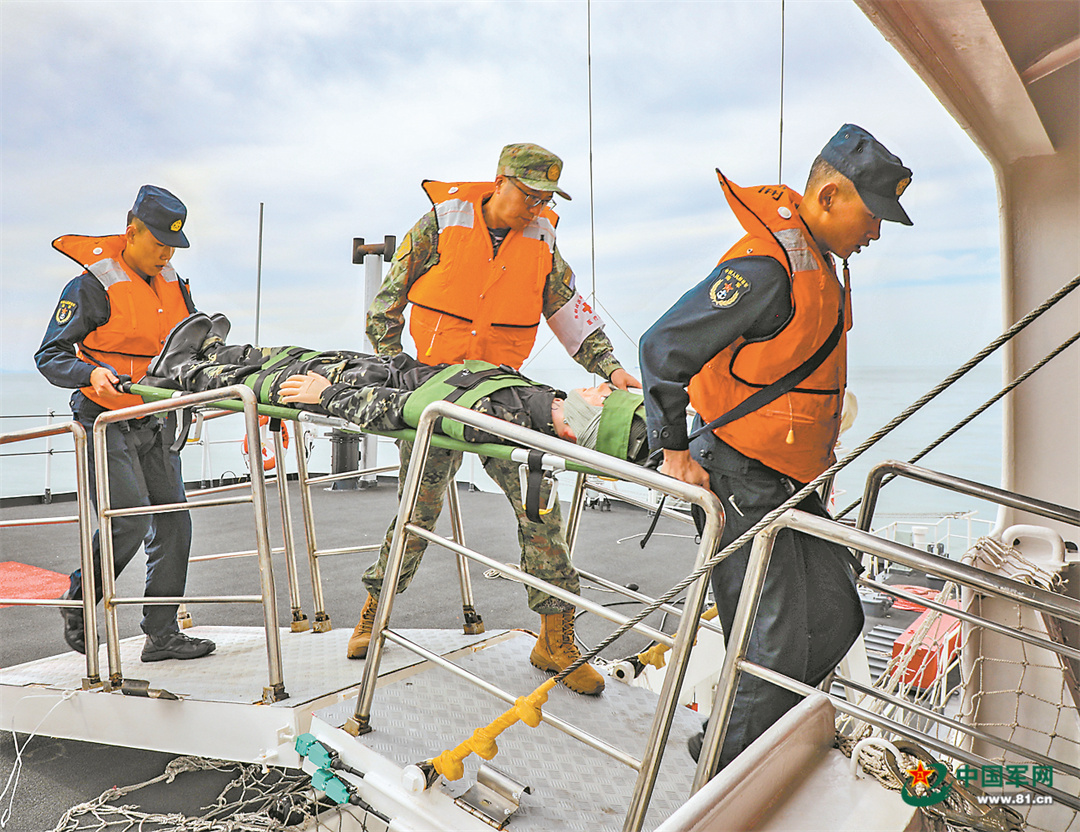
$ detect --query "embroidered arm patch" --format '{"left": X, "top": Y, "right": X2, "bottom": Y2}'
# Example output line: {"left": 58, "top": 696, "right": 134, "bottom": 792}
{"left": 709, "top": 268, "right": 752, "bottom": 309}
{"left": 55, "top": 299, "right": 77, "bottom": 325}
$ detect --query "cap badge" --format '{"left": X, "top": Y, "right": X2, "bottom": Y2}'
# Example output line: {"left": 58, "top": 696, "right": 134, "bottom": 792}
{"left": 547, "top": 163, "right": 560, "bottom": 182}
{"left": 171, "top": 219, "right": 183, "bottom": 232}
{"left": 895, "top": 177, "right": 910, "bottom": 197}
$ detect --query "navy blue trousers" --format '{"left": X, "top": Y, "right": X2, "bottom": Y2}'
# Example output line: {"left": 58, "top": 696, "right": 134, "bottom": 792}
{"left": 694, "top": 432, "right": 863, "bottom": 771}
{"left": 70, "top": 397, "right": 191, "bottom": 638}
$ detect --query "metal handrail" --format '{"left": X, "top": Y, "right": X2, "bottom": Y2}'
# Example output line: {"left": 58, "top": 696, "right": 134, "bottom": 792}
{"left": 0, "top": 421, "right": 98, "bottom": 683}
{"left": 704, "top": 504, "right": 1080, "bottom": 810}
{"left": 91, "top": 385, "right": 287, "bottom": 702}
{"left": 290, "top": 413, "right": 485, "bottom": 634}
{"left": 345, "top": 399, "right": 724, "bottom": 832}
{"left": 858, "top": 460, "right": 1080, "bottom": 533}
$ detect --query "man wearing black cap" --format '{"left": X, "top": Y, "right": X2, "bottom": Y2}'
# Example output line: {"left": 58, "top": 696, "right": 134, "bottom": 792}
{"left": 640, "top": 125, "right": 913, "bottom": 772}
{"left": 36, "top": 185, "right": 216, "bottom": 662}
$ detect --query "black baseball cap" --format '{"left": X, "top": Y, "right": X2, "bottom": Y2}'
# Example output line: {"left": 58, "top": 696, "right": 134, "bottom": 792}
{"left": 821, "top": 124, "right": 913, "bottom": 226}
{"left": 131, "top": 185, "right": 190, "bottom": 247}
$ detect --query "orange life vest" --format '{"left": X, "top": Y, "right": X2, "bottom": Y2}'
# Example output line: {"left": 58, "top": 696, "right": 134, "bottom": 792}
{"left": 53, "top": 234, "right": 192, "bottom": 410}
{"left": 406, "top": 181, "right": 557, "bottom": 369}
{"left": 687, "top": 173, "right": 852, "bottom": 483}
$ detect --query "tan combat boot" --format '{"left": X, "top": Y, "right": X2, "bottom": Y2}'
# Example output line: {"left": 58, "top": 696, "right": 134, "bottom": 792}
{"left": 529, "top": 609, "right": 605, "bottom": 695}
{"left": 346, "top": 594, "right": 379, "bottom": 660}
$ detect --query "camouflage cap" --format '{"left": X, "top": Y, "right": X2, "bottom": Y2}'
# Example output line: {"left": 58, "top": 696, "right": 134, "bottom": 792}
{"left": 496, "top": 143, "right": 571, "bottom": 201}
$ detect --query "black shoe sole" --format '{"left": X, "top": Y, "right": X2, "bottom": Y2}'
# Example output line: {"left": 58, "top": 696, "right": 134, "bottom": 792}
{"left": 141, "top": 644, "right": 216, "bottom": 662}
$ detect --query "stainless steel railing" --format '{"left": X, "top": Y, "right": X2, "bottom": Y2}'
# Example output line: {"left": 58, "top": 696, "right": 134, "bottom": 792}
{"left": 343, "top": 400, "right": 726, "bottom": 832}
{"left": 288, "top": 409, "right": 484, "bottom": 635}
{"left": 704, "top": 470, "right": 1080, "bottom": 811}
{"left": 0, "top": 421, "right": 98, "bottom": 684}
{"left": 91, "top": 385, "right": 288, "bottom": 701}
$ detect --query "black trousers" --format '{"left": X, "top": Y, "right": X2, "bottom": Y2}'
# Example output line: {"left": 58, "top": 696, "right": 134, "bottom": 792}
{"left": 70, "top": 395, "right": 191, "bottom": 637}
{"left": 693, "top": 431, "right": 863, "bottom": 771}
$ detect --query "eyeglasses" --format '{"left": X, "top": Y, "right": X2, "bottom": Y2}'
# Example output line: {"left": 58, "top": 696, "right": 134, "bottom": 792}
{"left": 507, "top": 177, "right": 555, "bottom": 209}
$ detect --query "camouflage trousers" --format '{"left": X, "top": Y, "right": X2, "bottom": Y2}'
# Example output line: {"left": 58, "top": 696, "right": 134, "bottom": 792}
{"left": 362, "top": 440, "right": 580, "bottom": 614}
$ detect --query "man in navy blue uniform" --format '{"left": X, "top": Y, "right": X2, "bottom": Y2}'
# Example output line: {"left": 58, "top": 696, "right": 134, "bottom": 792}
{"left": 640, "top": 125, "right": 913, "bottom": 772}
{"left": 36, "top": 185, "right": 216, "bottom": 661}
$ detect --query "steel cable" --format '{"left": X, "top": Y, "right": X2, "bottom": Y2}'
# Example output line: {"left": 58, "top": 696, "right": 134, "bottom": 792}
{"left": 835, "top": 328, "right": 1080, "bottom": 520}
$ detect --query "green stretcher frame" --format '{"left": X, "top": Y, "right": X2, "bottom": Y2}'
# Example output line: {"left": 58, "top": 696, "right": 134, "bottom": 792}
{"left": 128, "top": 382, "right": 607, "bottom": 477}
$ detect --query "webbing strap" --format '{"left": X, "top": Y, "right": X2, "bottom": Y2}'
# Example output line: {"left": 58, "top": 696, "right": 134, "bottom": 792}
{"left": 403, "top": 360, "right": 534, "bottom": 440}
{"left": 242, "top": 347, "right": 321, "bottom": 402}
{"left": 688, "top": 302, "right": 844, "bottom": 442}
{"left": 523, "top": 449, "right": 546, "bottom": 522}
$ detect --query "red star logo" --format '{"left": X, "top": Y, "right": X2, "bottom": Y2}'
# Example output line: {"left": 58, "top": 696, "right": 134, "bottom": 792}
{"left": 907, "top": 761, "right": 934, "bottom": 790}
{"left": 723, "top": 282, "right": 733, "bottom": 292}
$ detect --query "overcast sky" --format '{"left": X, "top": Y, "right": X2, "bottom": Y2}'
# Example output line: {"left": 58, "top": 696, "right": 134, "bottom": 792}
{"left": 1, "top": 0, "right": 1002, "bottom": 384}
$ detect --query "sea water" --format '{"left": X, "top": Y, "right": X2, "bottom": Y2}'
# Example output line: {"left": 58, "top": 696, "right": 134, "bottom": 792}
{"left": 0, "top": 362, "right": 1006, "bottom": 522}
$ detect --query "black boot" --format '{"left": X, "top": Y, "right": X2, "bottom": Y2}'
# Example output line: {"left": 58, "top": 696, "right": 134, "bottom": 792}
{"left": 144, "top": 313, "right": 213, "bottom": 383}
{"left": 59, "top": 589, "right": 87, "bottom": 654}
{"left": 208, "top": 313, "right": 231, "bottom": 342}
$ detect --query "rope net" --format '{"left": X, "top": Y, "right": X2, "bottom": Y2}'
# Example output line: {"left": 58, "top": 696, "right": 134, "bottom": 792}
{"left": 47, "top": 756, "right": 324, "bottom": 832}
{"left": 836, "top": 537, "right": 1079, "bottom": 832}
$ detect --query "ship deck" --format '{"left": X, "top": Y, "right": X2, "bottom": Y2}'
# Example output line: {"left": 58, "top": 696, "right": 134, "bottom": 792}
{"left": 1, "top": 477, "right": 715, "bottom": 829}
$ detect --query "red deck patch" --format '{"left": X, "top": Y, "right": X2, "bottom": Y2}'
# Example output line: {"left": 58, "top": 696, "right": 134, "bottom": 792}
{"left": 0, "top": 561, "right": 69, "bottom": 609}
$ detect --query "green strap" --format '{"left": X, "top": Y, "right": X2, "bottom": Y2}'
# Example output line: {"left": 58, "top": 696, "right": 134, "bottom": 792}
{"left": 240, "top": 347, "right": 322, "bottom": 402}
{"left": 403, "top": 360, "right": 535, "bottom": 440}
{"left": 595, "top": 390, "right": 645, "bottom": 459}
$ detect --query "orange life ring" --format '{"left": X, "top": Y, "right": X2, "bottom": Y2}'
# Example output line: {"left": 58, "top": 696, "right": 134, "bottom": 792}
{"left": 242, "top": 416, "right": 290, "bottom": 471}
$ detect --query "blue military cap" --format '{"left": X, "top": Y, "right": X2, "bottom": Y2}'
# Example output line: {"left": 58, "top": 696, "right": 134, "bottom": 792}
{"left": 821, "top": 125, "right": 913, "bottom": 226}
{"left": 131, "top": 185, "right": 190, "bottom": 247}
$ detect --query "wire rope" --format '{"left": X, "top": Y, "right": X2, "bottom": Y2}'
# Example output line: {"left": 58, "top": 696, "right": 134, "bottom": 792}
{"left": 835, "top": 328, "right": 1080, "bottom": 520}
{"left": 778, "top": 0, "right": 786, "bottom": 182}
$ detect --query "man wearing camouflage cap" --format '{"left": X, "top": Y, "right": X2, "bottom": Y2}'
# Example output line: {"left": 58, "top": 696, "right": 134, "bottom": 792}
{"left": 353, "top": 143, "right": 640, "bottom": 695}
{"left": 641, "top": 124, "right": 913, "bottom": 772}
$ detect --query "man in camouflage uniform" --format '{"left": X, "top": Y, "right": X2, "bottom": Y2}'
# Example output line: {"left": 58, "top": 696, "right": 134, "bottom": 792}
{"left": 355, "top": 143, "right": 640, "bottom": 694}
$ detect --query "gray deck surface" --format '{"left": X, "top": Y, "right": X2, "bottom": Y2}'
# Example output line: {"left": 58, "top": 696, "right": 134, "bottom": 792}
{"left": 318, "top": 633, "right": 701, "bottom": 832}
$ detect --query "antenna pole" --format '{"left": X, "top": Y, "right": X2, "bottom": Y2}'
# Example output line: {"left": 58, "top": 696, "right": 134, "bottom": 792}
{"left": 778, "top": 0, "right": 786, "bottom": 183}
{"left": 255, "top": 202, "right": 264, "bottom": 345}
{"left": 587, "top": 0, "right": 596, "bottom": 309}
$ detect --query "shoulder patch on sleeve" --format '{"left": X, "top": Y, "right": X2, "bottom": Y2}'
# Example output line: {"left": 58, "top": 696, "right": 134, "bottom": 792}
{"left": 393, "top": 234, "right": 412, "bottom": 261}
{"left": 55, "top": 299, "right": 77, "bottom": 325}
{"left": 709, "top": 267, "right": 752, "bottom": 309}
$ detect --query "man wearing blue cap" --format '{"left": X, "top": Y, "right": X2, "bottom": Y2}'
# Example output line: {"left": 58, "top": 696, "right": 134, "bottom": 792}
{"left": 36, "top": 185, "right": 216, "bottom": 662}
{"left": 640, "top": 125, "right": 913, "bottom": 772}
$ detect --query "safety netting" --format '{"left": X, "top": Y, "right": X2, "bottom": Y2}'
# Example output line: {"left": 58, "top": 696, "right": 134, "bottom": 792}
{"left": 836, "top": 537, "right": 1079, "bottom": 832}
